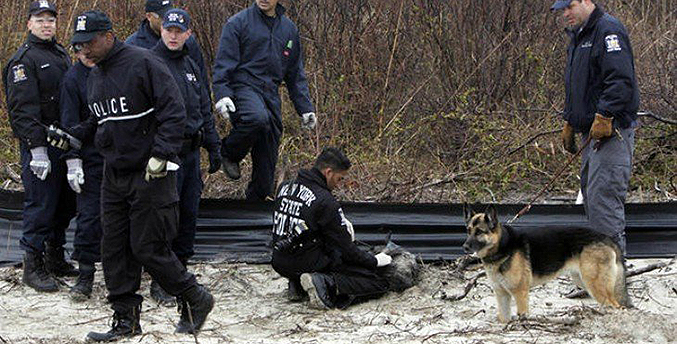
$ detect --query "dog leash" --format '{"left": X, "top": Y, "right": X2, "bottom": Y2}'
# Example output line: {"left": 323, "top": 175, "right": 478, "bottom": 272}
{"left": 507, "top": 135, "right": 593, "bottom": 224}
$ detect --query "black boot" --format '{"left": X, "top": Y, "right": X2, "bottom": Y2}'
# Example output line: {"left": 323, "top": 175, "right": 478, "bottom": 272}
{"left": 22, "top": 251, "right": 58, "bottom": 292}
{"left": 150, "top": 279, "right": 177, "bottom": 307}
{"left": 86, "top": 305, "right": 142, "bottom": 342}
{"left": 44, "top": 243, "right": 78, "bottom": 277}
{"left": 70, "top": 262, "right": 95, "bottom": 301}
{"left": 176, "top": 284, "right": 214, "bottom": 334}
{"left": 287, "top": 278, "right": 308, "bottom": 302}
{"left": 220, "top": 154, "right": 240, "bottom": 180}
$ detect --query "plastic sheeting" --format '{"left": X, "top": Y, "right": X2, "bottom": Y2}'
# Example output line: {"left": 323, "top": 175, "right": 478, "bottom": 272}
{"left": 1, "top": 189, "right": 676, "bottom": 265}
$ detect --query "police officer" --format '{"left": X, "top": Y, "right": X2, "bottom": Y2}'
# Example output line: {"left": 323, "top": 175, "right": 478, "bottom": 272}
{"left": 126, "top": 0, "right": 209, "bottom": 93}
{"left": 271, "top": 147, "right": 391, "bottom": 309}
{"left": 552, "top": 0, "right": 638, "bottom": 253}
{"left": 67, "top": 11, "right": 213, "bottom": 340}
{"left": 150, "top": 8, "right": 222, "bottom": 304}
{"left": 213, "top": 0, "right": 317, "bottom": 201}
{"left": 59, "top": 47, "right": 102, "bottom": 301}
{"left": 2, "top": 0, "right": 77, "bottom": 293}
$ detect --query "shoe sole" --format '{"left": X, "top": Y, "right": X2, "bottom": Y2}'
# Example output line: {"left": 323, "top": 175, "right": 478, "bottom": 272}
{"left": 300, "top": 274, "right": 328, "bottom": 310}
{"left": 22, "top": 278, "right": 58, "bottom": 293}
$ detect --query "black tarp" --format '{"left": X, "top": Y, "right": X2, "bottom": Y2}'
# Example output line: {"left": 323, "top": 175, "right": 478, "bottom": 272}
{"left": 1, "top": 189, "right": 676, "bottom": 265}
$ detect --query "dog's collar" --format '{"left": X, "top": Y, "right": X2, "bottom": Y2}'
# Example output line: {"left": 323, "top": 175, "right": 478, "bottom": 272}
{"left": 481, "top": 226, "right": 510, "bottom": 264}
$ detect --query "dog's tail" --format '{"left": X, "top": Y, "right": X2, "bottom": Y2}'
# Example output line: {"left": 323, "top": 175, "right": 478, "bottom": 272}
{"left": 613, "top": 245, "right": 632, "bottom": 308}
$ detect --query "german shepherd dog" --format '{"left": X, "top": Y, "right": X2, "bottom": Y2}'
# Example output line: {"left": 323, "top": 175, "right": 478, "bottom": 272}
{"left": 462, "top": 204, "right": 629, "bottom": 322}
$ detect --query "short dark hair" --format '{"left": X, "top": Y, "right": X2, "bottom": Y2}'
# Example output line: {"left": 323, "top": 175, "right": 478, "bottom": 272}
{"left": 314, "top": 147, "right": 351, "bottom": 171}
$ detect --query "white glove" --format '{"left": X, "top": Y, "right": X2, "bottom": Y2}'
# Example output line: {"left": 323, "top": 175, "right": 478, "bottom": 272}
{"left": 301, "top": 112, "right": 317, "bottom": 130}
{"left": 215, "top": 97, "right": 236, "bottom": 121}
{"left": 375, "top": 252, "right": 392, "bottom": 267}
{"left": 29, "top": 146, "right": 51, "bottom": 180}
{"left": 144, "top": 157, "right": 167, "bottom": 182}
{"left": 66, "top": 158, "right": 85, "bottom": 193}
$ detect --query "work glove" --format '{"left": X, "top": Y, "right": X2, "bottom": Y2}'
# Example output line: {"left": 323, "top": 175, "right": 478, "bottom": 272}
{"left": 375, "top": 252, "right": 392, "bottom": 267}
{"left": 561, "top": 122, "right": 577, "bottom": 154}
{"left": 29, "top": 146, "right": 51, "bottom": 180}
{"left": 590, "top": 113, "right": 613, "bottom": 140}
{"left": 66, "top": 158, "right": 85, "bottom": 193}
{"left": 301, "top": 112, "right": 317, "bottom": 130}
{"left": 215, "top": 97, "right": 236, "bottom": 121}
{"left": 145, "top": 157, "right": 167, "bottom": 182}
{"left": 207, "top": 149, "right": 222, "bottom": 174}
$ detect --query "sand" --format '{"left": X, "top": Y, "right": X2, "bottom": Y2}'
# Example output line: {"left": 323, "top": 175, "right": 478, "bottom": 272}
{"left": 0, "top": 258, "right": 675, "bottom": 344}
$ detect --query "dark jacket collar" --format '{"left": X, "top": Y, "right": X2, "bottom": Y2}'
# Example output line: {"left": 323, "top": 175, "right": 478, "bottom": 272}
{"left": 97, "top": 39, "right": 125, "bottom": 68}
{"left": 152, "top": 39, "right": 187, "bottom": 60}
{"left": 28, "top": 33, "right": 56, "bottom": 47}
{"left": 297, "top": 167, "right": 329, "bottom": 192}
{"left": 252, "top": 2, "right": 286, "bottom": 18}
{"left": 138, "top": 19, "right": 160, "bottom": 41}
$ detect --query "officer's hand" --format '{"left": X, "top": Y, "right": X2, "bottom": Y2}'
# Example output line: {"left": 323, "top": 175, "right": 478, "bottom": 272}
{"left": 207, "top": 149, "right": 222, "bottom": 174}
{"left": 561, "top": 122, "right": 577, "bottom": 154}
{"left": 145, "top": 157, "right": 167, "bottom": 182}
{"left": 590, "top": 113, "right": 613, "bottom": 140}
{"left": 29, "top": 146, "right": 51, "bottom": 180}
{"left": 215, "top": 97, "right": 236, "bottom": 121}
{"left": 47, "top": 124, "right": 70, "bottom": 150}
{"left": 66, "top": 158, "right": 85, "bottom": 193}
{"left": 301, "top": 112, "right": 317, "bottom": 130}
{"left": 375, "top": 252, "right": 392, "bottom": 267}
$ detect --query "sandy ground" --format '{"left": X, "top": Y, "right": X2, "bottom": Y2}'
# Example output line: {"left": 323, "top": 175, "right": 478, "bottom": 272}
{"left": 0, "top": 258, "right": 675, "bottom": 344}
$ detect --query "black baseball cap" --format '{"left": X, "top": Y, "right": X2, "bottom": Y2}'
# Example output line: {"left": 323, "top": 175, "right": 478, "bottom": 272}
{"left": 163, "top": 9, "right": 190, "bottom": 31}
{"left": 71, "top": 10, "right": 112, "bottom": 44}
{"left": 551, "top": 0, "right": 573, "bottom": 11}
{"left": 146, "top": 0, "right": 173, "bottom": 17}
{"left": 28, "top": 1, "right": 57, "bottom": 17}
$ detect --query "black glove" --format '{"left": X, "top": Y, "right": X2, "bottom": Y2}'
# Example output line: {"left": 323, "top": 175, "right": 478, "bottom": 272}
{"left": 207, "top": 150, "right": 222, "bottom": 174}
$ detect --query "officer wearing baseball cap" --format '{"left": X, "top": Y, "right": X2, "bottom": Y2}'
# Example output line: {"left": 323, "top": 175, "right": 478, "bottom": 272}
{"left": 65, "top": 9, "right": 215, "bottom": 341}
{"left": 2, "top": 0, "right": 77, "bottom": 293}
{"left": 149, "top": 7, "right": 221, "bottom": 323}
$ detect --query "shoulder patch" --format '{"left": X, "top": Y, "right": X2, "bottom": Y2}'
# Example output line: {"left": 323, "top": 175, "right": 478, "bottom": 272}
{"left": 605, "top": 34, "right": 622, "bottom": 52}
{"left": 12, "top": 64, "right": 27, "bottom": 83}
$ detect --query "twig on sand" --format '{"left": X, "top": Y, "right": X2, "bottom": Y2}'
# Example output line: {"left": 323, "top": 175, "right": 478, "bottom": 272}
{"left": 70, "top": 315, "right": 110, "bottom": 326}
{"left": 441, "top": 271, "right": 486, "bottom": 301}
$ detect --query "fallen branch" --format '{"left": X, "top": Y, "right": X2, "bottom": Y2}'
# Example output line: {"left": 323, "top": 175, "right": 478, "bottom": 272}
{"left": 508, "top": 129, "right": 561, "bottom": 155}
{"left": 638, "top": 111, "right": 677, "bottom": 125}
{"left": 441, "top": 271, "right": 485, "bottom": 301}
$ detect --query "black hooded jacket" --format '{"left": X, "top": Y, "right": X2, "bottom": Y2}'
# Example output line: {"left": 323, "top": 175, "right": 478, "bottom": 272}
{"left": 271, "top": 168, "right": 377, "bottom": 271}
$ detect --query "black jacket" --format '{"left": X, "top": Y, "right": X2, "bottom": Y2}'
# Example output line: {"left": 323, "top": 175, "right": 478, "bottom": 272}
{"left": 272, "top": 168, "right": 377, "bottom": 270}
{"left": 70, "top": 40, "right": 186, "bottom": 172}
{"left": 59, "top": 61, "right": 103, "bottom": 164}
{"left": 563, "top": 7, "right": 639, "bottom": 131}
{"left": 152, "top": 41, "right": 219, "bottom": 154}
{"left": 126, "top": 20, "right": 209, "bottom": 95}
{"left": 3, "top": 34, "right": 71, "bottom": 148}
{"left": 212, "top": 3, "right": 314, "bottom": 115}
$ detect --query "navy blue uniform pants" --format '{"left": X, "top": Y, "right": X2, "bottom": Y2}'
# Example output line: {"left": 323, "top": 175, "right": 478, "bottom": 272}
{"left": 100, "top": 167, "right": 196, "bottom": 313}
{"left": 19, "top": 144, "right": 76, "bottom": 253}
{"left": 172, "top": 148, "right": 202, "bottom": 261}
{"left": 71, "top": 159, "right": 103, "bottom": 264}
{"left": 221, "top": 86, "right": 282, "bottom": 201}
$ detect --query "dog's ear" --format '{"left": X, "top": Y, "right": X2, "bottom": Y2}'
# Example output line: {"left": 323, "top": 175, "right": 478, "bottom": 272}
{"left": 484, "top": 204, "right": 499, "bottom": 230}
{"left": 463, "top": 202, "right": 475, "bottom": 224}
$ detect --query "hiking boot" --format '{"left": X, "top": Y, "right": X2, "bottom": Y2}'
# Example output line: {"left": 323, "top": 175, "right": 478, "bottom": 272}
{"left": 22, "top": 251, "right": 59, "bottom": 292}
{"left": 86, "top": 305, "right": 142, "bottom": 342}
{"left": 150, "top": 279, "right": 176, "bottom": 307}
{"left": 176, "top": 284, "right": 214, "bottom": 334}
{"left": 300, "top": 273, "right": 335, "bottom": 310}
{"left": 70, "top": 262, "right": 95, "bottom": 302}
{"left": 221, "top": 155, "right": 240, "bottom": 180}
{"left": 287, "top": 278, "right": 308, "bottom": 302}
{"left": 44, "top": 243, "right": 78, "bottom": 277}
